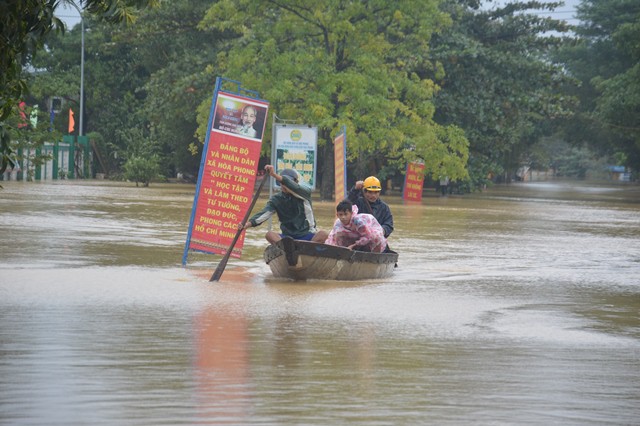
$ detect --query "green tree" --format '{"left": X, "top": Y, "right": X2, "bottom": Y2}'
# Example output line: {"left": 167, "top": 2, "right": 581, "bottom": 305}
{"left": 135, "top": 0, "right": 228, "bottom": 178}
{"left": 31, "top": 0, "right": 224, "bottom": 179}
{"left": 557, "top": 0, "right": 640, "bottom": 171}
{"left": 121, "top": 127, "right": 162, "bottom": 186}
{"left": 29, "top": 23, "right": 89, "bottom": 138}
{"left": 29, "top": 15, "right": 148, "bottom": 176}
{"left": 4, "top": 104, "right": 62, "bottom": 181}
{"left": 430, "top": 0, "right": 575, "bottom": 186}
{"left": 0, "top": 0, "right": 156, "bottom": 175}
{"left": 123, "top": 156, "right": 161, "bottom": 186}
{"left": 198, "top": 0, "right": 469, "bottom": 199}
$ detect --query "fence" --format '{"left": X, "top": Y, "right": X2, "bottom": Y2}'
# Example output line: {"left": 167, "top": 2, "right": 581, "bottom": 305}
{"left": 1, "top": 136, "right": 92, "bottom": 181}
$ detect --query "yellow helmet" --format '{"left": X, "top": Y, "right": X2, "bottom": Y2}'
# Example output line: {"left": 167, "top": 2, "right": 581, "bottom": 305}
{"left": 363, "top": 176, "right": 381, "bottom": 192}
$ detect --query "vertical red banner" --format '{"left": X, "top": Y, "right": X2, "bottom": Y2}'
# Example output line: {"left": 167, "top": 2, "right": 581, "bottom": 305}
{"left": 68, "top": 108, "right": 75, "bottom": 133}
{"left": 18, "top": 102, "right": 28, "bottom": 128}
{"left": 187, "top": 92, "right": 269, "bottom": 258}
{"left": 403, "top": 161, "right": 425, "bottom": 202}
{"left": 333, "top": 130, "right": 346, "bottom": 203}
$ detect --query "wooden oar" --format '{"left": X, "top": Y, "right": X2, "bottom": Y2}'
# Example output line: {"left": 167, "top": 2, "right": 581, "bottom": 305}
{"left": 209, "top": 174, "right": 268, "bottom": 282}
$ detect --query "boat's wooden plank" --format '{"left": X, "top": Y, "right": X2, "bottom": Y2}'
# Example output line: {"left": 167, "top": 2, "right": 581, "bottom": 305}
{"left": 264, "top": 239, "right": 398, "bottom": 281}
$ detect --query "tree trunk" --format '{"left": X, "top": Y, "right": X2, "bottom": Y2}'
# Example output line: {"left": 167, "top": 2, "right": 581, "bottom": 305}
{"left": 319, "top": 130, "right": 334, "bottom": 201}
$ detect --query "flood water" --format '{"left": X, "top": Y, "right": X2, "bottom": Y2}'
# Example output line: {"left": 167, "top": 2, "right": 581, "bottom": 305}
{"left": 1, "top": 180, "right": 639, "bottom": 425}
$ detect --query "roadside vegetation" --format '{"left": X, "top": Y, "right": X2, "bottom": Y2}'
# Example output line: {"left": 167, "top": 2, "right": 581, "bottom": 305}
{"left": 2, "top": 0, "right": 638, "bottom": 191}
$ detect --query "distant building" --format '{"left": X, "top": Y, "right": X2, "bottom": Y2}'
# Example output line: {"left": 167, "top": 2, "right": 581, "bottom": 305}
{"left": 608, "top": 166, "right": 631, "bottom": 182}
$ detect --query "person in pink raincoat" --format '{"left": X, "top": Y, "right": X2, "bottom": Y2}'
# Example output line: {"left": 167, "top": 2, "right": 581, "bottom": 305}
{"left": 325, "top": 199, "right": 387, "bottom": 253}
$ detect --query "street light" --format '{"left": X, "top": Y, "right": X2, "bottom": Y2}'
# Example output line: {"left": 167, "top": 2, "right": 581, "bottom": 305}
{"left": 68, "top": 1, "right": 84, "bottom": 136}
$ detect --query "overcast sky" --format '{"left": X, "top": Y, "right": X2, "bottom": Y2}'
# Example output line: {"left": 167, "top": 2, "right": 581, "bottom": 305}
{"left": 485, "top": 0, "right": 581, "bottom": 26}
{"left": 56, "top": 3, "right": 81, "bottom": 28}
{"left": 56, "top": 0, "right": 582, "bottom": 31}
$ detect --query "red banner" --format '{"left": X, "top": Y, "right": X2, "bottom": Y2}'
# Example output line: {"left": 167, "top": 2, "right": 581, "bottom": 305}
{"left": 188, "top": 92, "right": 269, "bottom": 258}
{"left": 18, "top": 102, "right": 28, "bottom": 128}
{"left": 403, "top": 161, "right": 425, "bottom": 202}
{"left": 333, "top": 131, "right": 346, "bottom": 203}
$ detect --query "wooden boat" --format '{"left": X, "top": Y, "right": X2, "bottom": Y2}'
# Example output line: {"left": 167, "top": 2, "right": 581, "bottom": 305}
{"left": 263, "top": 237, "right": 398, "bottom": 281}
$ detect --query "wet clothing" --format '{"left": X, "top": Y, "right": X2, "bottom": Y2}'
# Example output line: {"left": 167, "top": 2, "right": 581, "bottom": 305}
{"left": 279, "top": 232, "right": 315, "bottom": 241}
{"left": 248, "top": 176, "right": 318, "bottom": 239}
{"left": 325, "top": 205, "right": 387, "bottom": 253}
{"left": 347, "top": 187, "right": 394, "bottom": 238}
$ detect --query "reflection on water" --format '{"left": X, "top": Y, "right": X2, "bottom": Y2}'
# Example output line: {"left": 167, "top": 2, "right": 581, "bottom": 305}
{"left": 1, "top": 180, "right": 639, "bottom": 425}
{"left": 196, "top": 307, "right": 251, "bottom": 423}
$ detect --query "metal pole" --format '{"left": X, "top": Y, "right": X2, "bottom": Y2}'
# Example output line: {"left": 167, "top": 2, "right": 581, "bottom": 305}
{"left": 79, "top": 12, "right": 84, "bottom": 136}
{"left": 68, "top": 1, "right": 84, "bottom": 136}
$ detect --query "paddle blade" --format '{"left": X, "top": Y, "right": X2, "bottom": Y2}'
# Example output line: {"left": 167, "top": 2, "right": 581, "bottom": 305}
{"left": 210, "top": 257, "right": 230, "bottom": 282}
{"left": 209, "top": 227, "right": 240, "bottom": 282}
{"left": 208, "top": 175, "right": 268, "bottom": 282}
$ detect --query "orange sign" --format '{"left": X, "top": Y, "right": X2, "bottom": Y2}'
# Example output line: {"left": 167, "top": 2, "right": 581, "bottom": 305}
{"left": 333, "top": 130, "right": 346, "bottom": 203}
{"left": 185, "top": 91, "right": 269, "bottom": 261}
{"left": 68, "top": 108, "right": 75, "bottom": 133}
{"left": 403, "top": 161, "right": 425, "bottom": 202}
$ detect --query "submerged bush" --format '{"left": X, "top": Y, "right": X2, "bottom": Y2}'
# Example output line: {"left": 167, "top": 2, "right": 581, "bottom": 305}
{"left": 123, "top": 155, "right": 161, "bottom": 187}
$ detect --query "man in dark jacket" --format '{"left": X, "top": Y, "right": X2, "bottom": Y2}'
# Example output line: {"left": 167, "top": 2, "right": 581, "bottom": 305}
{"left": 241, "top": 165, "right": 328, "bottom": 244}
{"left": 347, "top": 175, "right": 394, "bottom": 239}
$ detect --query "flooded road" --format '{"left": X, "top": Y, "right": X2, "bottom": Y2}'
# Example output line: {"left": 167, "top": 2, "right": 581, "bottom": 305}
{"left": 1, "top": 180, "right": 639, "bottom": 425}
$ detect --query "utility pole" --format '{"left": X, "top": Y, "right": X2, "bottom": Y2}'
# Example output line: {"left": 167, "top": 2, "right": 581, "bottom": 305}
{"left": 68, "top": 1, "right": 84, "bottom": 136}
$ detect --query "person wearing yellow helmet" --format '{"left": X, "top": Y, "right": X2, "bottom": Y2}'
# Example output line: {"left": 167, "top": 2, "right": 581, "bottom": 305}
{"left": 348, "top": 175, "right": 394, "bottom": 241}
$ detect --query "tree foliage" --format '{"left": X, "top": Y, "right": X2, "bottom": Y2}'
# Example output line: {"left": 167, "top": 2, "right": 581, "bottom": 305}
{"left": 134, "top": 0, "right": 228, "bottom": 178}
{"left": 120, "top": 127, "right": 162, "bottom": 186}
{"left": 30, "top": 0, "right": 225, "bottom": 179}
{"left": 1, "top": 0, "right": 61, "bottom": 173}
{"left": 14, "top": 0, "right": 639, "bottom": 190}
{"left": 430, "top": 0, "right": 576, "bottom": 186}
{"left": 198, "top": 0, "right": 469, "bottom": 198}
{"left": 3, "top": 103, "right": 62, "bottom": 181}
{"left": 578, "top": 0, "right": 640, "bottom": 170}
{"left": 559, "top": 0, "right": 640, "bottom": 170}
{"left": 0, "top": 0, "right": 156, "bottom": 174}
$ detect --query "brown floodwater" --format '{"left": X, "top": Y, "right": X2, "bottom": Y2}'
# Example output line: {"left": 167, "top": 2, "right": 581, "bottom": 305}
{"left": 1, "top": 180, "right": 639, "bottom": 425}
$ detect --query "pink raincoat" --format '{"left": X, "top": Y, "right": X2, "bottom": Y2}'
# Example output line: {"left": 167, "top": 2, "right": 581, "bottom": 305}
{"left": 325, "top": 205, "right": 387, "bottom": 253}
